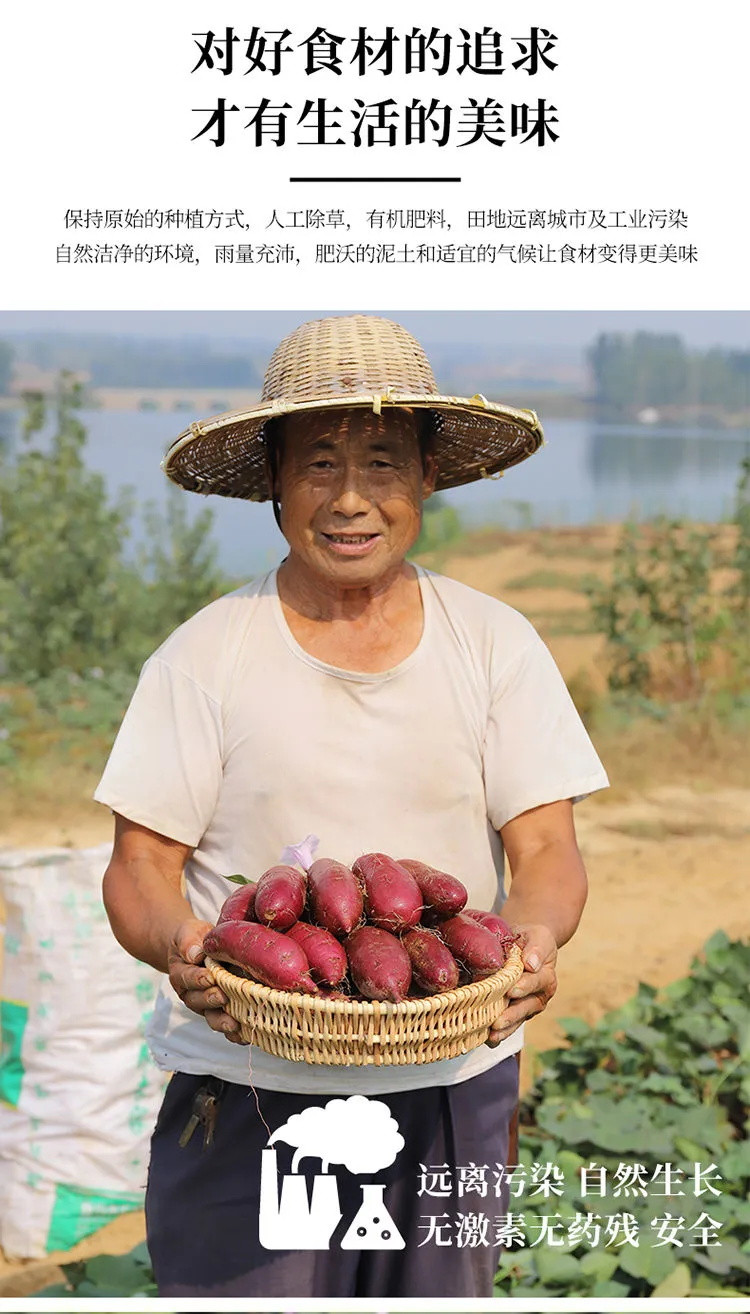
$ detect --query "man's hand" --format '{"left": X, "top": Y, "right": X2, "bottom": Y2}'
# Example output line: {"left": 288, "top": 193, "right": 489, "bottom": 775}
{"left": 168, "top": 918, "right": 245, "bottom": 1044}
{"left": 103, "top": 816, "right": 247, "bottom": 1046}
{"left": 486, "top": 924, "right": 558, "bottom": 1047}
{"left": 484, "top": 799, "right": 588, "bottom": 1048}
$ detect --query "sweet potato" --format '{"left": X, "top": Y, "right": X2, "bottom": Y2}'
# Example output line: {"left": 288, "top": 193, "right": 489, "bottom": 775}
{"left": 352, "top": 853, "right": 422, "bottom": 933}
{"left": 397, "top": 858, "right": 467, "bottom": 917}
{"left": 465, "top": 908, "right": 514, "bottom": 958}
{"left": 345, "top": 926, "right": 412, "bottom": 1002}
{"left": 466, "top": 907, "right": 513, "bottom": 935}
{"left": 438, "top": 913, "right": 507, "bottom": 980}
{"left": 307, "top": 858, "right": 364, "bottom": 938}
{"left": 254, "top": 865, "right": 306, "bottom": 930}
{"left": 216, "top": 881, "right": 258, "bottom": 925}
{"left": 285, "top": 921, "right": 348, "bottom": 987}
{"left": 203, "top": 921, "right": 319, "bottom": 994}
{"left": 402, "top": 927, "right": 460, "bottom": 994}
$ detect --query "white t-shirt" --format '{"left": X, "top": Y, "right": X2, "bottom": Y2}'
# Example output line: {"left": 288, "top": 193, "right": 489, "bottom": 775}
{"left": 95, "top": 566, "right": 608, "bottom": 1094}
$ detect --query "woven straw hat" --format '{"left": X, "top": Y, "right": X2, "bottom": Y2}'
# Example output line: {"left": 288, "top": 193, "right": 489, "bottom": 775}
{"left": 162, "top": 316, "right": 544, "bottom": 501}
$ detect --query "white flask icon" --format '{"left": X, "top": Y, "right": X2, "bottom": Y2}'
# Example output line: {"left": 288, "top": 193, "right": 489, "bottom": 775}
{"left": 340, "top": 1183, "right": 405, "bottom": 1250}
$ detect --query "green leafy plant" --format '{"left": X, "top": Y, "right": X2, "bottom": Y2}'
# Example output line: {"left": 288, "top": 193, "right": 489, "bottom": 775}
{"left": 583, "top": 457, "right": 750, "bottom": 708}
{"left": 32, "top": 939, "right": 749, "bottom": 1300}
{"left": 34, "top": 1242, "right": 156, "bottom": 1297}
{"left": 495, "top": 933, "right": 750, "bottom": 1298}
{"left": 728, "top": 455, "right": 750, "bottom": 631}
{"left": 583, "top": 517, "right": 734, "bottom": 702}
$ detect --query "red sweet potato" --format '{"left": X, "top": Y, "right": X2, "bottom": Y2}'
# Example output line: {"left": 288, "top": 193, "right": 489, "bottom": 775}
{"left": 307, "top": 858, "right": 364, "bottom": 938}
{"left": 216, "top": 881, "right": 258, "bottom": 925}
{"left": 397, "top": 858, "right": 467, "bottom": 916}
{"left": 352, "top": 853, "right": 422, "bottom": 933}
{"left": 285, "top": 922, "right": 348, "bottom": 987}
{"left": 345, "top": 926, "right": 412, "bottom": 1002}
{"left": 466, "top": 908, "right": 513, "bottom": 937}
{"left": 203, "top": 921, "right": 320, "bottom": 994}
{"left": 438, "top": 913, "right": 507, "bottom": 980}
{"left": 254, "top": 865, "right": 306, "bottom": 930}
{"left": 402, "top": 927, "right": 460, "bottom": 994}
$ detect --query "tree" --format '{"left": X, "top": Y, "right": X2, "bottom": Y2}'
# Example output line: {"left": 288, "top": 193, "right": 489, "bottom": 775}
{"left": 0, "top": 340, "right": 13, "bottom": 396}
{"left": 587, "top": 332, "right": 689, "bottom": 414}
{"left": 584, "top": 518, "right": 733, "bottom": 703}
{"left": 134, "top": 486, "right": 230, "bottom": 647}
{"left": 0, "top": 373, "right": 234, "bottom": 684}
{"left": 413, "top": 493, "right": 463, "bottom": 554}
{"left": 0, "top": 375, "right": 136, "bottom": 680}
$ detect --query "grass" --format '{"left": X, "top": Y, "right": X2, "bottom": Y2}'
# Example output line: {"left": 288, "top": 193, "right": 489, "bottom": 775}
{"left": 583, "top": 701, "right": 750, "bottom": 800}
{"left": 603, "top": 816, "right": 749, "bottom": 841}
{"left": 532, "top": 611, "right": 597, "bottom": 637}
{"left": 413, "top": 525, "right": 514, "bottom": 566}
{"left": 0, "top": 757, "right": 107, "bottom": 844}
{"left": 0, "top": 676, "right": 124, "bottom": 842}
{"left": 503, "top": 569, "right": 592, "bottom": 591}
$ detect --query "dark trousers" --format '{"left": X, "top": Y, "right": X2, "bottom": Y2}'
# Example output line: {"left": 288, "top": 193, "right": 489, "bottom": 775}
{"left": 146, "top": 1057, "right": 519, "bottom": 1299}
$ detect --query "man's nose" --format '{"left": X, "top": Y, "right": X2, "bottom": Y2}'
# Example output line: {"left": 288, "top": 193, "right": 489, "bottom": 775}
{"left": 328, "top": 462, "right": 373, "bottom": 514}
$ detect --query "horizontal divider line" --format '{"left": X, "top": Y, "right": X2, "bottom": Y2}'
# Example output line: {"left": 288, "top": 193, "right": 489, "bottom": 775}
{"left": 289, "top": 176, "right": 462, "bottom": 183}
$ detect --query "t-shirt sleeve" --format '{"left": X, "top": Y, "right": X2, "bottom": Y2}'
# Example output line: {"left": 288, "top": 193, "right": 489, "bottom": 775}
{"left": 483, "top": 633, "right": 609, "bottom": 832}
{"left": 93, "top": 656, "right": 224, "bottom": 847}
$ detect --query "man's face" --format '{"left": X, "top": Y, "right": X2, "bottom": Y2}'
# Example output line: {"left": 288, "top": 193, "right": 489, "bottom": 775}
{"left": 274, "top": 408, "right": 437, "bottom": 589}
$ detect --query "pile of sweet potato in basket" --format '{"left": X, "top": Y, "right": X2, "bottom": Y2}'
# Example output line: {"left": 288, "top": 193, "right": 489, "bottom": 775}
{"left": 203, "top": 853, "right": 518, "bottom": 1003}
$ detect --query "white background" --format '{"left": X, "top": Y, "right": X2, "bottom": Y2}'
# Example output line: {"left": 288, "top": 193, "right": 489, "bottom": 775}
{"left": 1, "top": 0, "right": 749, "bottom": 309}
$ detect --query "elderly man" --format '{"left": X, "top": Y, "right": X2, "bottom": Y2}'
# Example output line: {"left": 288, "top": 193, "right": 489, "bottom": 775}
{"left": 97, "top": 315, "right": 608, "bottom": 1299}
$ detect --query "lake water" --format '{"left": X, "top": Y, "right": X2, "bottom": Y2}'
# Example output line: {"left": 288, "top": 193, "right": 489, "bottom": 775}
{"left": 1, "top": 408, "right": 748, "bottom": 576}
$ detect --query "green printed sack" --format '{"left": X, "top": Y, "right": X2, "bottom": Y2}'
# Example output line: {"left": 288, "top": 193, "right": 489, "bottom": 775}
{"left": 0, "top": 845, "right": 167, "bottom": 1258}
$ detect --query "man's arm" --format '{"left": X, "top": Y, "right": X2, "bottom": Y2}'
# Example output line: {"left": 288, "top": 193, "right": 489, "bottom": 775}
{"left": 102, "top": 813, "right": 240, "bottom": 1039}
{"left": 487, "top": 797, "right": 588, "bottom": 1046}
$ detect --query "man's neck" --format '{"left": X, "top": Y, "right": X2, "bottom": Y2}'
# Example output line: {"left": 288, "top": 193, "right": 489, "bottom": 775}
{"left": 276, "top": 557, "right": 417, "bottom": 624}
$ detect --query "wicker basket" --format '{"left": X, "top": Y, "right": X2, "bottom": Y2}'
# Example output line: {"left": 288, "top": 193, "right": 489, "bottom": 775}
{"left": 204, "top": 942, "right": 524, "bottom": 1066}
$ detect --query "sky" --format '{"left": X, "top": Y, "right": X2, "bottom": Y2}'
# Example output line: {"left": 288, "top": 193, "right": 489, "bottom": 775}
{"left": 1, "top": 310, "right": 748, "bottom": 353}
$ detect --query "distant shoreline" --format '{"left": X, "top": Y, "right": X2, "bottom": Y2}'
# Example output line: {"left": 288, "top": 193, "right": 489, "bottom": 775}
{"left": 2, "top": 389, "right": 750, "bottom": 430}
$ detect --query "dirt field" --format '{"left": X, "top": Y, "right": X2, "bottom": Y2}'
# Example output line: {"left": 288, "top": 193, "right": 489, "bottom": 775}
{"left": 1, "top": 525, "right": 748, "bottom": 1295}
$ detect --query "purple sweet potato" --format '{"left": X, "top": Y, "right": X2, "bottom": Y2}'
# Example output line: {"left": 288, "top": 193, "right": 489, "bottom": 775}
{"left": 216, "top": 881, "right": 258, "bottom": 926}
{"left": 397, "top": 858, "right": 468, "bottom": 917}
{"left": 438, "top": 913, "right": 507, "bottom": 980}
{"left": 352, "top": 853, "right": 422, "bottom": 933}
{"left": 307, "top": 858, "right": 364, "bottom": 938}
{"left": 254, "top": 865, "right": 306, "bottom": 931}
{"left": 345, "top": 926, "right": 412, "bottom": 1002}
{"left": 203, "top": 921, "right": 320, "bottom": 994}
{"left": 402, "top": 927, "right": 460, "bottom": 995}
{"left": 285, "top": 921, "right": 348, "bottom": 987}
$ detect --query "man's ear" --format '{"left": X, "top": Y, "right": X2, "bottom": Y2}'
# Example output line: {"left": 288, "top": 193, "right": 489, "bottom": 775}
{"left": 263, "top": 420, "right": 283, "bottom": 502}
{"left": 264, "top": 451, "right": 278, "bottom": 501}
{"left": 422, "top": 453, "right": 438, "bottom": 500}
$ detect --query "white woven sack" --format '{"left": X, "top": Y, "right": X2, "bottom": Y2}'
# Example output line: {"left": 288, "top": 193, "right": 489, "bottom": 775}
{"left": 0, "top": 844, "right": 167, "bottom": 1259}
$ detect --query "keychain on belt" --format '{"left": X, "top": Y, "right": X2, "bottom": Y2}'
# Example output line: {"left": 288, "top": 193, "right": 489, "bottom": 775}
{"left": 178, "top": 1077, "right": 226, "bottom": 1150}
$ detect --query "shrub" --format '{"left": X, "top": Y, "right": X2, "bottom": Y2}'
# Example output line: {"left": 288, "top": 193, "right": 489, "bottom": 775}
{"left": 495, "top": 934, "right": 750, "bottom": 1298}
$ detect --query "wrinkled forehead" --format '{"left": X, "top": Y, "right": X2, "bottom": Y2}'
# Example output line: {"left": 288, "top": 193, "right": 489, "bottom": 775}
{"left": 281, "top": 407, "right": 422, "bottom": 457}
